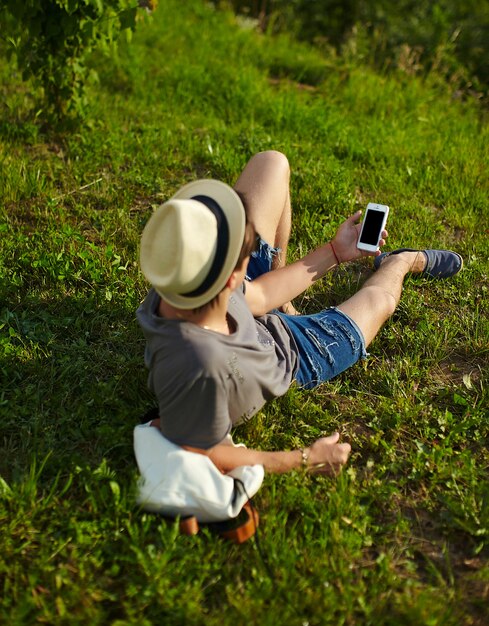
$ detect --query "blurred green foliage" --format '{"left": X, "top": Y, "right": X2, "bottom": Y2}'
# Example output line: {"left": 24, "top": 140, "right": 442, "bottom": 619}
{"left": 214, "top": 0, "right": 489, "bottom": 96}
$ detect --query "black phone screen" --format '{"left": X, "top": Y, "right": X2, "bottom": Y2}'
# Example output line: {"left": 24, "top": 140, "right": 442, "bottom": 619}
{"left": 359, "top": 209, "right": 385, "bottom": 245}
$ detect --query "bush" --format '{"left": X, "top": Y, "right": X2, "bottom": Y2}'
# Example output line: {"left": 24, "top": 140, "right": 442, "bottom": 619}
{"left": 0, "top": 0, "right": 157, "bottom": 123}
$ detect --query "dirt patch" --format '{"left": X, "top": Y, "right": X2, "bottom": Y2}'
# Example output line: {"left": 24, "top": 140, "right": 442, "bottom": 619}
{"left": 432, "top": 353, "right": 484, "bottom": 388}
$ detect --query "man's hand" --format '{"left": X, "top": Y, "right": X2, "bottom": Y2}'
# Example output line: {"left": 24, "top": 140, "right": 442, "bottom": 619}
{"left": 306, "top": 432, "right": 351, "bottom": 475}
{"left": 332, "top": 210, "right": 388, "bottom": 263}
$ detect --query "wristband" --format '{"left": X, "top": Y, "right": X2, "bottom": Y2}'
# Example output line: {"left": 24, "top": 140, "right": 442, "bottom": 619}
{"left": 330, "top": 241, "right": 341, "bottom": 265}
{"left": 299, "top": 447, "right": 309, "bottom": 468}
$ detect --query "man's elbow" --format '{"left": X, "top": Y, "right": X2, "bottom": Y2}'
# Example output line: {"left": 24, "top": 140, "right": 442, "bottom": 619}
{"left": 244, "top": 291, "right": 269, "bottom": 317}
{"left": 248, "top": 299, "right": 269, "bottom": 317}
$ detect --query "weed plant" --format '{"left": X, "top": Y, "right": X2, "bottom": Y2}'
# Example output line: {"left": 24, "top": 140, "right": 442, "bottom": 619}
{"left": 0, "top": 0, "right": 488, "bottom": 624}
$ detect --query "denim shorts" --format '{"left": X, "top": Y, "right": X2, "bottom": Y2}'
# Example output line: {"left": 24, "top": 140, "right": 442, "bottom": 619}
{"left": 246, "top": 239, "right": 367, "bottom": 389}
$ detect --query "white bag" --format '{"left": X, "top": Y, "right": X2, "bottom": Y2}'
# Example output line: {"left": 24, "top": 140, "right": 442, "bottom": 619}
{"left": 134, "top": 422, "right": 265, "bottom": 523}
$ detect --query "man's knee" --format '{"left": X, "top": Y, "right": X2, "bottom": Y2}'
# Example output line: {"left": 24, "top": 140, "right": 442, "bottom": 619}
{"left": 257, "top": 150, "right": 290, "bottom": 177}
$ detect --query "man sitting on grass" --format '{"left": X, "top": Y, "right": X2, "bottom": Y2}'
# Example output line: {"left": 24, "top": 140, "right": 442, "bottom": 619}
{"left": 137, "top": 150, "right": 462, "bottom": 475}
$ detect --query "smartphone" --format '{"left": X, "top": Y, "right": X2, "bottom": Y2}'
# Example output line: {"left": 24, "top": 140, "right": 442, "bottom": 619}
{"left": 357, "top": 203, "right": 389, "bottom": 252}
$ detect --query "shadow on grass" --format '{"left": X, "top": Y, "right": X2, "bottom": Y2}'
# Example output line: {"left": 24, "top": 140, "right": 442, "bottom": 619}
{"left": 0, "top": 285, "right": 153, "bottom": 483}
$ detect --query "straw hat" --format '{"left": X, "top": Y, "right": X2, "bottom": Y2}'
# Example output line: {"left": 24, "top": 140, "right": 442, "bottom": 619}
{"left": 140, "top": 180, "right": 246, "bottom": 309}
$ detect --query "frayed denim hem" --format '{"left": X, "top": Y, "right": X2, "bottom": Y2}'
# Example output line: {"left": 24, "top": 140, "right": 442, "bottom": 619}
{"left": 277, "top": 307, "right": 368, "bottom": 389}
{"left": 245, "top": 239, "right": 281, "bottom": 281}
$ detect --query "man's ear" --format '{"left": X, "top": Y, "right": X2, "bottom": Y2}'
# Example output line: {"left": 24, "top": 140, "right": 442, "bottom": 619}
{"left": 226, "top": 258, "right": 249, "bottom": 290}
{"left": 226, "top": 269, "right": 241, "bottom": 291}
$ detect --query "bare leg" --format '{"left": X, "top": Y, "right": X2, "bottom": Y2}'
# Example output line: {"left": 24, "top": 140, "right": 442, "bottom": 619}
{"left": 234, "top": 151, "right": 298, "bottom": 314}
{"left": 234, "top": 150, "right": 292, "bottom": 270}
{"left": 337, "top": 251, "right": 426, "bottom": 346}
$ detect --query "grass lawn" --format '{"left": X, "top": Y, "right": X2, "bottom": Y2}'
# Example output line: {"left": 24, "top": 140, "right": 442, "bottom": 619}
{"left": 0, "top": 0, "right": 488, "bottom": 624}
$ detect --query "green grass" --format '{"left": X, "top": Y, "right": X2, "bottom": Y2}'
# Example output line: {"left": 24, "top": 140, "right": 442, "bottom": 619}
{"left": 0, "top": 0, "right": 488, "bottom": 624}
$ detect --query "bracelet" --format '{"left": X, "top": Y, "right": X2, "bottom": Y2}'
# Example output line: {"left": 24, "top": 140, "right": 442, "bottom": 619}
{"left": 299, "top": 447, "right": 309, "bottom": 468}
{"left": 330, "top": 241, "right": 341, "bottom": 265}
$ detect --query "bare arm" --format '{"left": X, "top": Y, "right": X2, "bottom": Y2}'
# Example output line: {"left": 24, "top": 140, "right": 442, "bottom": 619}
{"left": 244, "top": 210, "right": 388, "bottom": 317}
{"left": 244, "top": 242, "right": 338, "bottom": 316}
{"left": 184, "top": 432, "right": 351, "bottom": 475}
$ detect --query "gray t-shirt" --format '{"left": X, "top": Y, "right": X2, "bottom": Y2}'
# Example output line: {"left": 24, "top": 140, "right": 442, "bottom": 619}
{"left": 136, "top": 287, "right": 299, "bottom": 449}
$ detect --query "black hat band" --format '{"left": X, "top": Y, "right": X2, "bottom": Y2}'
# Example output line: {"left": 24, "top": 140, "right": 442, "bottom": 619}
{"left": 180, "top": 195, "right": 230, "bottom": 298}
